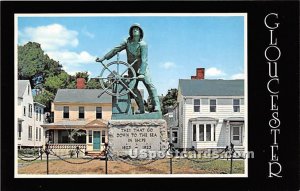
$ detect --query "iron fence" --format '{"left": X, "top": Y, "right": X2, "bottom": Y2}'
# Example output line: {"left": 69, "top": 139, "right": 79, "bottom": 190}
{"left": 17, "top": 143, "right": 244, "bottom": 175}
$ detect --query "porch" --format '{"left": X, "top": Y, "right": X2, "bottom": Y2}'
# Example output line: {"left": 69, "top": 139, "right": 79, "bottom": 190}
{"left": 48, "top": 143, "right": 87, "bottom": 158}
{"left": 42, "top": 119, "right": 108, "bottom": 156}
{"left": 189, "top": 117, "right": 245, "bottom": 151}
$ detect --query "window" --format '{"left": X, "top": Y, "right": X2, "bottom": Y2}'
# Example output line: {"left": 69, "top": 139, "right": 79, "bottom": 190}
{"left": 63, "top": 106, "right": 69, "bottom": 118}
{"left": 39, "top": 108, "right": 42, "bottom": 121}
{"left": 28, "top": 85, "right": 30, "bottom": 95}
{"left": 172, "top": 131, "right": 178, "bottom": 144}
{"left": 193, "top": 125, "right": 197, "bottom": 141}
{"left": 193, "top": 124, "right": 215, "bottom": 142}
{"left": 233, "top": 99, "right": 240, "bottom": 112}
{"left": 174, "top": 108, "right": 177, "bottom": 121}
{"left": 210, "top": 99, "right": 216, "bottom": 112}
{"left": 194, "top": 99, "right": 200, "bottom": 112}
{"left": 28, "top": 126, "right": 32, "bottom": 140}
{"left": 36, "top": 127, "right": 38, "bottom": 141}
{"left": 28, "top": 104, "right": 33, "bottom": 117}
{"left": 232, "top": 126, "right": 240, "bottom": 140}
{"left": 23, "top": 106, "right": 26, "bottom": 116}
{"left": 102, "top": 130, "right": 106, "bottom": 143}
{"left": 58, "top": 131, "right": 69, "bottom": 143}
{"left": 199, "top": 124, "right": 204, "bottom": 141}
{"left": 39, "top": 128, "right": 41, "bottom": 141}
{"left": 213, "top": 124, "right": 216, "bottom": 141}
{"left": 206, "top": 124, "right": 211, "bottom": 141}
{"left": 47, "top": 130, "right": 54, "bottom": 143}
{"left": 18, "top": 123, "right": 22, "bottom": 139}
{"left": 35, "top": 107, "right": 39, "bottom": 121}
{"left": 88, "top": 130, "right": 93, "bottom": 143}
{"left": 79, "top": 107, "right": 85, "bottom": 119}
{"left": 181, "top": 104, "right": 183, "bottom": 115}
{"left": 96, "top": 107, "right": 102, "bottom": 119}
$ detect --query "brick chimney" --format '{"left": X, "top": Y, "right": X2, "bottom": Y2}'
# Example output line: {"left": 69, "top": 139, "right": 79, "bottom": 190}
{"left": 76, "top": 78, "right": 86, "bottom": 89}
{"left": 191, "top": 68, "right": 205, "bottom": 80}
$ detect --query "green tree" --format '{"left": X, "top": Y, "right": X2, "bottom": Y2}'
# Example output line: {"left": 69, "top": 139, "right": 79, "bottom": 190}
{"left": 19, "top": 42, "right": 108, "bottom": 111}
{"left": 161, "top": 88, "right": 178, "bottom": 114}
{"left": 65, "top": 74, "right": 76, "bottom": 89}
{"left": 33, "top": 90, "right": 55, "bottom": 109}
{"left": 44, "top": 75, "right": 64, "bottom": 93}
{"left": 86, "top": 78, "right": 102, "bottom": 89}
{"left": 75, "top": 71, "right": 89, "bottom": 81}
{"left": 44, "top": 71, "right": 75, "bottom": 92}
{"left": 18, "top": 42, "right": 45, "bottom": 80}
{"left": 66, "top": 80, "right": 76, "bottom": 89}
{"left": 18, "top": 42, "right": 62, "bottom": 85}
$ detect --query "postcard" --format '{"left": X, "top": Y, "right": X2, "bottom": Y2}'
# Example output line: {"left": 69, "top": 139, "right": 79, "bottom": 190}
{"left": 1, "top": 1, "right": 299, "bottom": 190}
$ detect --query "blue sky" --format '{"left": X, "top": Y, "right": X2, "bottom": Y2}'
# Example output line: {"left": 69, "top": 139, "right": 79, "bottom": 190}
{"left": 18, "top": 15, "right": 245, "bottom": 96}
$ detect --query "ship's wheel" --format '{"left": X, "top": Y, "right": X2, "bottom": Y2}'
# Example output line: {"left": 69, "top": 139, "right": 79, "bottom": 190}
{"left": 97, "top": 56, "right": 139, "bottom": 98}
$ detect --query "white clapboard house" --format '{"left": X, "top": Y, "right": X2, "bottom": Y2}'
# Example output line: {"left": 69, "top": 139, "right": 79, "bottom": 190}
{"left": 169, "top": 68, "right": 245, "bottom": 151}
{"left": 17, "top": 80, "right": 46, "bottom": 149}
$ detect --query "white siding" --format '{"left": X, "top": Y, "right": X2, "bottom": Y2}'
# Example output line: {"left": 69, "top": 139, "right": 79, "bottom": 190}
{"left": 180, "top": 96, "right": 245, "bottom": 150}
{"left": 17, "top": 81, "right": 45, "bottom": 148}
{"left": 34, "top": 104, "right": 45, "bottom": 147}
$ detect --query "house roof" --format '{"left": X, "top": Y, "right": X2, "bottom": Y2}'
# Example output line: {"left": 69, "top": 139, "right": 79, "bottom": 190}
{"left": 44, "top": 120, "right": 87, "bottom": 126}
{"left": 41, "top": 119, "right": 108, "bottom": 129}
{"left": 18, "top": 118, "right": 24, "bottom": 122}
{"left": 34, "top": 102, "right": 46, "bottom": 108}
{"left": 189, "top": 117, "right": 218, "bottom": 122}
{"left": 178, "top": 79, "right": 244, "bottom": 96}
{"left": 54, "top": 89, "right": 112, "bottom": 103}
{"left": 224, "top": 117, "right": 244, "bottom": 122}
{"left": 18, "top": 80, "right": 29, "bottom": 98}
{"left": 85, "top": 119, "right": 108, "bottom": 128}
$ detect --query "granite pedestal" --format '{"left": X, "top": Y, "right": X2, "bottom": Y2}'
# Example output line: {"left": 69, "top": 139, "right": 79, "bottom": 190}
{"left": 108, "top": 119, "right": 168, "bottom": 159}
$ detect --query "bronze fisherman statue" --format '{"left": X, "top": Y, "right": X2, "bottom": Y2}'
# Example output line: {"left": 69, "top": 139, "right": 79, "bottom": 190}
{"left": 96, "top": 23, "right": 161, "bottom": 114}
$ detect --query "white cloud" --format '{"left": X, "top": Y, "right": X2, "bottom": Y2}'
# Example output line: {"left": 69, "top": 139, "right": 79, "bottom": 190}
{"left": 19, "top": 23, "right": 98, "bottom": 74}
{"left": 82, "top": 27, "right": 95, "bottom": 39}
{"left": 67, "top": 70, "right": 92, "bottom": 76}
{"left": 231, "top": 73, "right": 244, "bottom": 79}
{"left": 67, "top": 70, "right": 80, "bottom": 76}
{"left": 47, "top": 50, "right": 95, "bottom": 67}
{"left": 20, "top": 23, "right": 79, "bottom": 51}
{"left": 161, "top": 62, "right": 176, "bottom": 70}
{"left": 206, "top": 67, "right": 226, "bottom": 77}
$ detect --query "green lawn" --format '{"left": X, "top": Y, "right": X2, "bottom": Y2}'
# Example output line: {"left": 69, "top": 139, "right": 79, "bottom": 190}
{"left": 18, "top": 157, "right": 245, "bottom": 175}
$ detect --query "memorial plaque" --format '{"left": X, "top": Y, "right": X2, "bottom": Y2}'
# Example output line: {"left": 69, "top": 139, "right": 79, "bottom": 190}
{"left": 108, "top": 119, "right": 169, "bottom": 159}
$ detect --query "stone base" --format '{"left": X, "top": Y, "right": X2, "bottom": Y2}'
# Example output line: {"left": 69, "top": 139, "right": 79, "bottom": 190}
{"left": 112, "top": 111, "right": 162, "bottom": 120}
{"left": 108, "top": 119, "right": 169, "bottom": 159}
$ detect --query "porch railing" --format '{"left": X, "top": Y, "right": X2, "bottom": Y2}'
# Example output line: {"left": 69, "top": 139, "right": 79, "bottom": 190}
{"left": 48, "top": 144, "right": 86, "bottom": 150}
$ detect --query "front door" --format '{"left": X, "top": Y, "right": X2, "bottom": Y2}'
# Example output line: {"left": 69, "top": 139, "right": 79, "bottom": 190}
{"left": 93, "top": 131, "right": 101, "bottom": 150}
{"left": 171, "top": 130, "right": 179, "bottom": 148}
{"left": 230, "top": 126, "right": 242, "bottom": 146}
